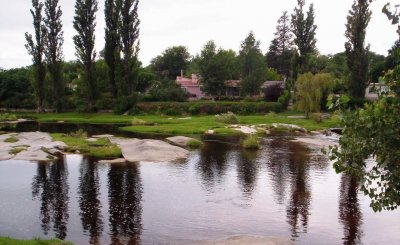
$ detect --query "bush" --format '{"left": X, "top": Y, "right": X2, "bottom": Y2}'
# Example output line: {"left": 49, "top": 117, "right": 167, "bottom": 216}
{"left": 242, "top": 135, "right": 260, "bottom": 149}
{"left": 264, "top": 83, "right": 285, "bottom": 102}
{"left": 215, "top": 112, "right": 239, "bottom": 124}
{"left": 67, "top": 129, "right": 87, "bottom": 139}
{"left": 135, "top": 101, "right": 283, "bottom": 115}
{"left": 278, "top": 90, "right": 291, "bottom": 108}
{"left": 113, "top": 94, "right": 138, "bottom": 114}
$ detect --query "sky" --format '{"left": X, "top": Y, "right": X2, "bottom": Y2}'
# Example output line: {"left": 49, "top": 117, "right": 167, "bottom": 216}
{"left": 0, "top": 0, "right": 399, "bottom": 69}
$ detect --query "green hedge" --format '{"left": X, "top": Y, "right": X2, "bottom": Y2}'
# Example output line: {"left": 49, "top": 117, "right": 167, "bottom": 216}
{"left": 135, "top": 101, "right": 284, "bottom": 115}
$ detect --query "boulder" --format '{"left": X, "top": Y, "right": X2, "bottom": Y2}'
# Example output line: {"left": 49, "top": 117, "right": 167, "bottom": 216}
{"left": 110, "top": 137, "right": 189, "bottom": 163}
{"left": 166, "top": 136, "right": 197, "bottom": 148}
{"left": 272, "top": 123, "right": 307, "bottom": 133}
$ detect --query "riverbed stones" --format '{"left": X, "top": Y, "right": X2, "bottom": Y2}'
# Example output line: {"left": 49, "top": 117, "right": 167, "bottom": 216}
{"left": 0, "top": 132, "right": 67, "bottom": 161}
{"left": 272, "top": 123, "right": 307, "bottom": 133}
{"left": 110, "top": 137, "right": 189, "bottom": 163}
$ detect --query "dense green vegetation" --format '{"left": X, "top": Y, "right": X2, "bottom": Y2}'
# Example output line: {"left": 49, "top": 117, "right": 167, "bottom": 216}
{"left": 0, "top": 237, "right": 71, "bottom": 245}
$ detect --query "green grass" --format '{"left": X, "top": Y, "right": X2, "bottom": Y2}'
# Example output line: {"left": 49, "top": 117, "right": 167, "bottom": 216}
{"left": 4, "top": 136, "right": 19, "bottom": 143}
{"left": 17, "top": 111, "right": 339, "bottom": 136}
{"left": 187, "top": 139, "right": 203, "bottom": 149}
{"left": 9, "top": 147, "right": 26, "bottom": 155}
{"left": 0, "top": 237, "right": 72, "bottom": 245}
{"left": 242, "top": 135, "right": 261, "bottom": 149}
{"left": 51, "top": 134, "right": 122, "bottom": 159}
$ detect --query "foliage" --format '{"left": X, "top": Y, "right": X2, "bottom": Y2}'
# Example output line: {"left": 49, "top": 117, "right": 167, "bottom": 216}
{"left": 239, "top": 32, "right": 267, "bottom": 96}
{"left": 0, "top": 68, "right": 36, "bottom": 109}
{"left": 198, "top": 41, "right": 239, "bottom": 98}
{"left": 135, "top": 101, "right": 283, "bottom": 115}
{"left": 150, "top": 46, "right": 191, "bottom": 80}
{"left": 215, "top": 112, "right": 239, "bottom": 124}
{"left": 144, "top": 79, "right": 188, "bottom": 102}
{"left": 295, "top": 73, "right": 335, "bottom": 117}
{"left": 25, "top": 0, "right": 47, "bottom": 112}
{"left": 266, "top": 11, "right": 293, "bottom": 78}
{"left": 345, "top": 0, "right": 372, "bottom": 99}
{"left": 264, "top": 83, "right": 285, "bottom": 102}
{"left": 73, "top": 0, "right": 99, "bottom": 111}
{"left": 44, "top": 0, "right": 65, "bottom": 112}
{"left": 278, "top": 89, "right": 291, "bottom": 108}
{"left": 291, "top": 0, "right": 317, "bottom": 73}
{"left": 242, "top": 135, "right": 260, "bottom": 149}
{"left": 120, "top": 0, "right": 140, "bottom": 95}
{"left": 0, "top": 237, "right": 72, "bottom": 245}
{"left": 113, "top": 94, "right": 138, "bottom": 114}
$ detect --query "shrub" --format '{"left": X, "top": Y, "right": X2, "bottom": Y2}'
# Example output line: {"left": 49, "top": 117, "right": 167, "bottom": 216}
{"left": 312, "top": 112, "right": 323, "bottom": 123}
{"left": 264, "top": 83, "right": 285, "bottom": 102}
{"left": 242, "top": 135, "right": 260, "bottom": 149}
{"left": 113, "top": 94, "right": 138, "bottom": 115}
{"left": 278, "top": 90, "right": 291, "bottom": 108}
{"left": 67, "top": 129, "right": 87, "bottom": 139}
{"left": 215, "top": 112, "right": 239, "bottom": 124}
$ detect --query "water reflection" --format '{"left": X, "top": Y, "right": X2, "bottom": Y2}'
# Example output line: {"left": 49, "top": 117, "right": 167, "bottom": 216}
{"left": 108, "top": 164, "right": 143, "bottom": 245}
{"left": 78, "top": 157, "right": 103, "bottom": 244}
{"left": 339, "top": 175, "right": 363, "bottom": 245}
{"left": 31, "top": 158, "right": 69, "bottom": 239}
{"left": 237, "top": 150, "right": 260, "bottom": 198}
{"left": 286, "top": 142, "right": 311, "bottom": 239}
{"left": 197, "top": 142, "right": 230, "bottom": 190}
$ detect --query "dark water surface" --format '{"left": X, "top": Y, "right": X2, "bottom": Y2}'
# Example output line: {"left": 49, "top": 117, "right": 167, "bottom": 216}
{"left": 0, "top": 139, "right": 399, "bottom": 244}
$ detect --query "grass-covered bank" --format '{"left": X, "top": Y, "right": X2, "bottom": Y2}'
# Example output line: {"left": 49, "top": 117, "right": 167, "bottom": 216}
{"left": 51, "top": 132, "right": 122, "bottom": 159}
{"left": 0, "top": 237, "right": 72, "bottom": 245}
{"left": 15, "top": 111, "right": 339, "bottom": 136}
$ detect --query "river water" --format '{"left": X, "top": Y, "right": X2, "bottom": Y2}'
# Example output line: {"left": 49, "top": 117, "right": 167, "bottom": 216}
{"left": 0, "top": 138, "right": 399, "bottom": 244}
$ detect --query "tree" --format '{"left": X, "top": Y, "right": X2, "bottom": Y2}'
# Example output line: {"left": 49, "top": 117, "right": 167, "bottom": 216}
{"left": 267, "top": 11, "right": 293, "bottom": 78}
{"left": 120, "top": 0, "right": 140, "bottom": 96}
{"left": 150, "top": 46, "right": 191, "bottom": 80}
{"left": 104, "top": 0, "right": 121, "bottom": 98}
{"left": 25, "top": 0, "right": 47, "bottom": 113}
{"left": 198, "top": 41, "right": 238, "bottom": 98}
{"left": 295, "top": 72, "right": 334, "bottom": 117}
{"left": 239, "top": 32, "right": 267, "bottom": 96}
{"left": 291, "top": 0, "right": 317, "bottom": 73}
{"left": 44, "top": 0, "right": 64, "bottom": 112}
{"left": 329, "top": 1, "right": 400, "bottom": 212}
{"left": 345, "top": 0, "right": 372, "bottom": 99}
{"left": 73, "top": 0, "right": 99, "bottom": 111}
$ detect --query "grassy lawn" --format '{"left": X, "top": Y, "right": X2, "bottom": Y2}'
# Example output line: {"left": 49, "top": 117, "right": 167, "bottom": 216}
{"left": 0, "top": 237, "right": 71, "bottom": 245}
{"left": 16, "top": 111, "right": 339, "bottom": 136}
{"left": 51, "top": 133, "right": 122, "bottom": 159}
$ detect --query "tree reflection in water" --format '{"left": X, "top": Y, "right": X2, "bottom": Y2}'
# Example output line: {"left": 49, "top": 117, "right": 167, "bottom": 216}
{"left": 197, "top": 141, "right": 230, "bottom": 190}
{"left": 108, "top": 164, "right": 143, "bottom": 245}
{"left": 237, "top": 149, "right": 260, "bottom": 198}
{"left": 78, "top": 157, "right": 104, "bottom": 244}
{"left": 339, "top": 175, "right": 363, "bottom": 245}
{"left": 31, "top": 157, "right": 69, "bottom": 239}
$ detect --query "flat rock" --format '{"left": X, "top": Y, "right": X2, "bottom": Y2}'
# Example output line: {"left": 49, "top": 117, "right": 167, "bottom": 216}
{"left": 0, "top": 132, "right": 67, "bottom": 161}
{"left": 272, "top": 123, "right": 307, "bottom": 133}
{"left": 110, "top": 138, "right": 189, "bottom": 163}
{"left": 92, "top": 134, "right": 114, "bottom": 139}
{"left": 230, "top": 126, "right": 257, "bottom": 134}
{"left": 183, "top": 236, "right": 294, "bottom": 245}
{"left": 166, "top": 136, "right": 196, "bottom": 148}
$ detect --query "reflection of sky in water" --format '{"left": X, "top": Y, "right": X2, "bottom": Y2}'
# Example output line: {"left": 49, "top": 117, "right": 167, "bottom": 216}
{"left": 0, "top": 139, "right": 399, "bottom": 245}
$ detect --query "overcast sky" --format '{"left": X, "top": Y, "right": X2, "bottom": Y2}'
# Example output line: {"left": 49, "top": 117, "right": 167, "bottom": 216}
{"left": 0, "top": 0, "right": 398, "bottom": 69}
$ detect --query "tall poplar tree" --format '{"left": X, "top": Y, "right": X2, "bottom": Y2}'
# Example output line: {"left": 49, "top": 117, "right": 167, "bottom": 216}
{"left": 25, "top": 0, "right": 47, "bottom": 113}
{"left": 104, "top": 0, "right": 121, "bottom": 98}
{"left": 120, "top": 0, "right": 140, "bottom": 96}
{"left": 291, "top": 0, "right": 317, "bottom": 74}
{"left": 73, "top": 0, "right": 99, "bottom": 111}
{"left": 345, "top": 0, "right": 372, "bottom": 99}
{"left": 44, "top": 0, "right": 64, "bottom": 112}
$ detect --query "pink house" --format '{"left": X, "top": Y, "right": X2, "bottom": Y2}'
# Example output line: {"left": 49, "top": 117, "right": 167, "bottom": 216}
{"left": 176, "top": 74, "right": 207, "bottom": 100}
